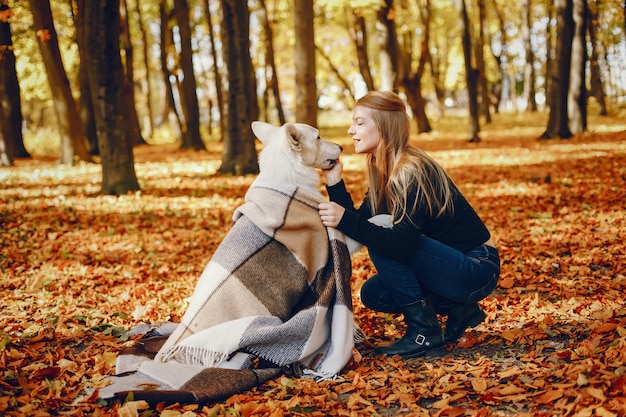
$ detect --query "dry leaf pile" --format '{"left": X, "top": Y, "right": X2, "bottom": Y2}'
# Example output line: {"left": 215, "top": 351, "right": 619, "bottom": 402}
{"left": 1, "top": 126, "right": 625, "bottom": 416}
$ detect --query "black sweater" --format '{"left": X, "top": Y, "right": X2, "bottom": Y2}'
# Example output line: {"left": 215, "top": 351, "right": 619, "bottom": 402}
{"left": 327, "top": 179, "right": 491, "bottom": 260}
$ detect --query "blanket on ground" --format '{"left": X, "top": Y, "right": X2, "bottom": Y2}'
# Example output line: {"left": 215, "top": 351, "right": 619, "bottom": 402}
{"left": 95, "top": 178, "right": 355, "bottom": 405}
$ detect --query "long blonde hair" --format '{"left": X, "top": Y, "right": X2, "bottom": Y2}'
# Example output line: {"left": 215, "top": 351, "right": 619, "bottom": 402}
{"left": 356, "top": 91, "right": 454, "bottom": 223}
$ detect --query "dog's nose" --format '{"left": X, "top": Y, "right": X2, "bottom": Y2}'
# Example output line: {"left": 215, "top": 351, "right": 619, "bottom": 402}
{"left": 338, "top": 144, "right": 343, "bottom": 151}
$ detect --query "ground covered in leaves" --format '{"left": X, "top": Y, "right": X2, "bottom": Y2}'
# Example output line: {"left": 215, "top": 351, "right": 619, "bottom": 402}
{"left": 1, "top": 113, "right": 626, "bottom": 416}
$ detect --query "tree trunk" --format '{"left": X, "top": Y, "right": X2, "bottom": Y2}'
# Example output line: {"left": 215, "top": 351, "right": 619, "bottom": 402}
{"left": 75, "top": 0, "right": 99, "bottom": 155}
{"left": 294, "top": 0, "right": 317, "bottom": 126}
{"left": 258, "top": 0, "right": 286, "bottom": 124}
{"left": 30, "top": 0, "right": 91, "bottom": 164}
{"left": 429, "top": 28, "right": 448, "bottom": 117}
{"left": 541, "top": 0, "right": 574, "bottom": 139}
{"left": 488, "top": 3, "right": 505, "bottom": 114}
{"left": 218, "top": 0, "right": 259, "bottom": 175}
{"left": 568, "top": 0, "right": 587, "bottom": 134}
{"left": 522, "top": 0, "right": 537, "bottom": 111}
{"left": 350, "top": 8, "right": 375, "bottom": 92}
{"left": 587, "top": 0, "right": 607, "bottom": 115}
{"left": 0, "top": 3, "right": 29, "bottom": 163}
{"left": 544, "top": 0, "right": 555, "bottom": 109}
{"left": 454, "top": 0, "right": 480, "bottom": 142}
{"left": 119, "top": 0, "right": 146, "bottom": 146}
{"left": 159, "top": 0, "right": 183, "bottom": 139}
{"left": 476, "top": 0, "right": 491, "bottom": 123}
{"left": 133, "top": 0, "right": 155, "bottom": 138}
{"left": 401, "top": 0, "right": 432, "bottom": 133}
{"left": 202, "top": 0, "right": 225, "bottom": 138}
{"left": 173, "top": 0, "right": 206, "bottom": 150}
{"left": 376, "top": 0, "right": 399, "bottom": 92}
{"left": 82, "top": 0, "right": 140, "bottom": 195}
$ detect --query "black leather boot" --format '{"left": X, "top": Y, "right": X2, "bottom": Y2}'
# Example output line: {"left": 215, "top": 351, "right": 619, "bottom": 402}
{"left": 444, "top": 302, "right": 486, "bottom": 344}
{"left": 374, "top": 299, "right": 445, "bottom": 358}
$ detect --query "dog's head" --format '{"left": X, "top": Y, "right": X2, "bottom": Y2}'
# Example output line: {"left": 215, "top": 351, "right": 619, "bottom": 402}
{"left": 251, "top": 121, "right": 342, "bottom": 174}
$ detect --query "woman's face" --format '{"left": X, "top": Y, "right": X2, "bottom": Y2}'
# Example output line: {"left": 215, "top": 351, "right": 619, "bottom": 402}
{"left": 348, "top": 106, "right": 380, "bottom": 155}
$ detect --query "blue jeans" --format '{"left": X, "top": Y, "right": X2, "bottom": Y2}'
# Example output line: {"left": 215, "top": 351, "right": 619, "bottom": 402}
{"left": 361, "top": 235, "right": 500, "bottom": 313}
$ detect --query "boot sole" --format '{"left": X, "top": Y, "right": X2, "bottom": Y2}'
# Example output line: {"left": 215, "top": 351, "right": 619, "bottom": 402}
{"left": 401, "top": 346, "right": 446, "bottom": 359}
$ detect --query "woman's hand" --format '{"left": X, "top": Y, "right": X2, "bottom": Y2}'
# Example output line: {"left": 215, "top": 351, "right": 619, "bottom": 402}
{"left": 321, "top": 160, "right": 343, "bottom": 186}
{"left": 318, "top": 202, "right": 345, "bottom": 228}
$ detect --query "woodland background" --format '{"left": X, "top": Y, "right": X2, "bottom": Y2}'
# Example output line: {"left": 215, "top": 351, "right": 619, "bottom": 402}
{"left": 1, "top": 0, "right": 626, "bottom": 416}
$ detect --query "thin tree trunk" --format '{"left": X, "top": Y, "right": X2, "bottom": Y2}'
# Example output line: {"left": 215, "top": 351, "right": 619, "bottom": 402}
{"left": 522, "top": 0, "right": 537, "bottom": 111}
{"left": 377, "top": 0, "right": 399, "bottom": 92}
{"left": 133, "top": 0, "right": 155, "bottom": 138}
{"left": 587, "top": 0, "right": 607, "bottom": 115}
{"left": 455, "top": 0, "right": 480, "bottom": 142}
{"left": 173, "top": 0, "right": 205, "bottom": 150}
{"left": 401, "top": 0, "right": 432, "bottom": 133}
{"left": 159, "top": 0, "right": 183, "bottom": 139}
{"left": 294, "top": 0, "right": 317, "bottom": 126}
{"left": 74, "top": 0, "right": 99, "bottom": 155}
{"left": 544, "top": 0, "right": 555, "bottom": 109}
{"left": 119, "top": 0, "right": 146, "bottom": 146}
{"left": 30, "top": 0, "right": 91, "bottom": 164}
{"left": 541, "top": 0, "right": 574, "bottom": 139}
{"left": 258, "top": 0, "right": 286, "bottom": 124}
{"left": 349, "top": 8, "right": 375, "bottom": 91}
{"left": 488, "top": 3, "right": 505, "bottom": 114}
{"left": 202, "top": 0, "right": 225, "bottom": 139}
{"left": 476, "top": 0, "right": 491, "bottom": 123}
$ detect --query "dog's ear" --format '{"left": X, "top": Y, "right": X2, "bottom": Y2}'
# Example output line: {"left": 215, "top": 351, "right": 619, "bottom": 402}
{"left": 251, "top": 121, "right": 278, "bottom": 144}
{"left": 284, "top": 123, "right": 303, "bottom": 151}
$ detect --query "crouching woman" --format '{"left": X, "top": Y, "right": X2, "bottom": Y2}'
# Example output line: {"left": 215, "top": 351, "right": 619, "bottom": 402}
{"left": 318, "top": 91, "right": 500, "bottom": 358}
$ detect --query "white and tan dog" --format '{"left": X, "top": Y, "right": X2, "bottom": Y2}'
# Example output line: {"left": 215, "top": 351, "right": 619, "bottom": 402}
{"left": 250, "top": 121, "right": 388, "bottom": 253}
{"left": 251, "top": 121, "right": 342, "bottom": 193}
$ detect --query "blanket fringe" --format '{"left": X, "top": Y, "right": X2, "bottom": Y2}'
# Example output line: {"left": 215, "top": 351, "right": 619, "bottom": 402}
{"left": 301, "top": 368, "right": 345, "bottom": 382}
{"left": 158, "top": 345, "right": 229, "bottom": 368}
{"left": 353, "top": 323, "right": 367, "bottom": 344}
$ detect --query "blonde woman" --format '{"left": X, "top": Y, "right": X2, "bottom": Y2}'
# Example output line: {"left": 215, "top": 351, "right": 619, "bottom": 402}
{"left": 318, "top": 91, "right": 499, "bottom": 358}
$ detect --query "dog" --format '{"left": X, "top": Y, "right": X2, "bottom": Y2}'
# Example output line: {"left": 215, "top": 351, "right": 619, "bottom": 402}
{"left": 250, "top": 121, "right": 390, "bottom": 253}
{"left": 250, "top": 121, "right": 342, "bottom": 193}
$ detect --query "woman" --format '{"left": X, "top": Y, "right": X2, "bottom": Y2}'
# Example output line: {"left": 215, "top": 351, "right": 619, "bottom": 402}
{"left": 318, "top": 91, "right": 500, "bottom": 358}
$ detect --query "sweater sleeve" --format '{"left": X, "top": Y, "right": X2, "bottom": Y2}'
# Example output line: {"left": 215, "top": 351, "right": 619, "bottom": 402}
{"left": 327, "top": 179, "right": 491, "bottom": 258}
{"left": 327, "top": 180, "right": 424, "bottom": 260}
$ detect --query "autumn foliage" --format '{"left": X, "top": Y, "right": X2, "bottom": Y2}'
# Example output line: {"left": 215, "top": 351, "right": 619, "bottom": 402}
{"left": 1, "top": 116, "right": 625, "bottom": 416}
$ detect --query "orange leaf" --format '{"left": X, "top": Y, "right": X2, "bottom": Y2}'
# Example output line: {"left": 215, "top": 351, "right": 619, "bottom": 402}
{"left": 536, "top": 389, "right": 564, "bottom": 404}
{"left": 593, "top": 322, "right": 617, "bottom": 334}
{"left": 498, "top": 276, "right": 515, "bottom": 289}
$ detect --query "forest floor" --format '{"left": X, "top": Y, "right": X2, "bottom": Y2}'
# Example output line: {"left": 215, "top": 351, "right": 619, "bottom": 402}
{"left": 1, "top": 112, "right": 626, "bottom": 416}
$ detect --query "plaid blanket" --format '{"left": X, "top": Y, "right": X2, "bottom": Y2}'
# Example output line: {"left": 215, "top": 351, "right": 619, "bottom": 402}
{"left": 95, "top": 178, "right": 355, "bottom": 405}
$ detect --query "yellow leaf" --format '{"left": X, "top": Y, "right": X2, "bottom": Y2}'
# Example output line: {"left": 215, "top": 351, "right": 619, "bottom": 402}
{"left": 160, "top": 411, "right": 183, "bottom": 417}
{"left": 471, "top": 377, "right": 488, "bottom": 393}
{"left": 585, "top": 387, "right": 606, "bottom": 401}
{"left": 117, "top": 400, "right": 149, "bottom": 417}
